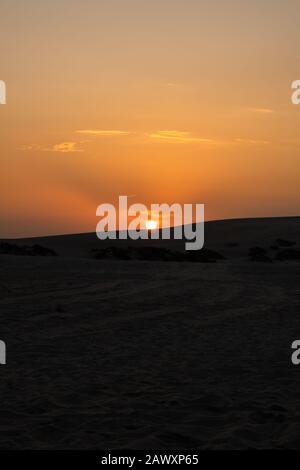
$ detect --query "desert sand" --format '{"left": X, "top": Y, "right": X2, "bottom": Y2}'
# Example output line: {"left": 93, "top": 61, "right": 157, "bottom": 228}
{"left": 0, "top": 217, "right": 300, "bottom": 449}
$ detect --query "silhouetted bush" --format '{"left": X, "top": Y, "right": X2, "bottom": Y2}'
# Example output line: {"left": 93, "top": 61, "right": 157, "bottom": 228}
{"left": 0, "top": 242, "right": 57, "bottom": 257}
{"left": 225, "top": 242, "right": 239, "bottom": 248}
{"left": 92, "top": 246, "right": 224, "bottom": 263}
{"left": 275, "top": 249, "right": 300, "bottom": 261}
{"left": 186, "top": 248, "right": 225, "bottom": 263}
{"left": 275, "top": 238, "right": 296, "bottom": 247}
{"left": 248, "top": 247, "right": 272, "bottom": 263}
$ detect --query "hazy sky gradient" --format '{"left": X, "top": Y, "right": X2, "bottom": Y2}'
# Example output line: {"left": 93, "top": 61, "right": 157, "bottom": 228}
{"left": 1, "top": 0, "right": 300, "bottom": 236}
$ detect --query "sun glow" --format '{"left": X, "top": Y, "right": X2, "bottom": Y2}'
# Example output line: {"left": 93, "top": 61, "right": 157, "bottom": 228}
{"left": 145, "top": 220, "right": 158, "bottom": 230}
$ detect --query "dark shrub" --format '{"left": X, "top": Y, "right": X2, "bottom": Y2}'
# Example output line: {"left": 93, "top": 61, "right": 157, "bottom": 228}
{"left": 248, "top": 247, "right": 272, "bottom": 263}
{"left": 275, "top": 249, "right": 300, "bottom": 261}
{"left": 92, "top": 246, "right": 224, "bottom": 263}
{"left": 275, "top": 238, "right": 296, "bottom": 247}
{"left": 0, "top": 242, "right": 57, "bottom": 257}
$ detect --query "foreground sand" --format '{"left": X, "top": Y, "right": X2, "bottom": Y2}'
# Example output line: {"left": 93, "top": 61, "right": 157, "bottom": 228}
{"left": 1, "top": 245, "right": 300, "bottom": 449}
{"left": 1, "top": 218, "right": 300, "bottom": 449}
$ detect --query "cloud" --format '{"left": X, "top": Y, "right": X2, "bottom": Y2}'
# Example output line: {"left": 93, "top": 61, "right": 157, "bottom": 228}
{"left": 20, "top": 142, "right": 84, "bottom": 153}
{"left": 149, "top": 130, "right": 213, "bottom": 144}
{"left": 51, "top": 142, "right": 83, "bottom": 153}
{"left": 247, "top": 107, "right": 275, "bottom": 114}
{"left": 76, "top": 129, "right": 130, "bottom": 136}
{"left": 19, "top": 144, "right": 42, "bottom": 152}
{"left": 234, "top": 138, "right": 270, "bottom": 145}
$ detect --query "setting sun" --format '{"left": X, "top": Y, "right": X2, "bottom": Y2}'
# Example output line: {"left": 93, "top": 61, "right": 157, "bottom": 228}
{"left": 146, "top": 220, "right": 158, "bottom": 231}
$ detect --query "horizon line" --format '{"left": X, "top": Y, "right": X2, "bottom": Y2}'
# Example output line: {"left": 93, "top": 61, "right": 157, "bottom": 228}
{"left": 1, "top": 214, "right": 300, "bottom": 241}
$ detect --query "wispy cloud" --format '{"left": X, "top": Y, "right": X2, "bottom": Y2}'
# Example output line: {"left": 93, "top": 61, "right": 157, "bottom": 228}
{"left": 51, "top": 142, "right": 83, "bottom": 153}
{"left": 76, "top": 129, "right": 130, "bottom": 136}
{"left": 149, "top": 130, "right": 213, "bottom": 144}
{"left": 247, "top": 107, "right": 275, "bottom": 114}
{"left": 234, "top": 138, "right": 270, "bottom": 145}
{"left": 19, "top": 144, "right": 42, "bottom": 152}
{"left": 20, "top": 142, "right": 84, "bottom": 153}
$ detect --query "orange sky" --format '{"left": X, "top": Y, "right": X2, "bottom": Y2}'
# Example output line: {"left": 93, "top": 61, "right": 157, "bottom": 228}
{"left": 1, "top": 0, "right": 300, "bottom": 237}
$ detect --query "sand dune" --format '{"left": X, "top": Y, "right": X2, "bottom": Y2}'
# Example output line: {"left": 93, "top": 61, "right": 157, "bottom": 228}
{"left": 0, "top": 217, "right": 300, "bottom": 449}
{"left": 4, "top": 216, "right": 300, "bottom": 259}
